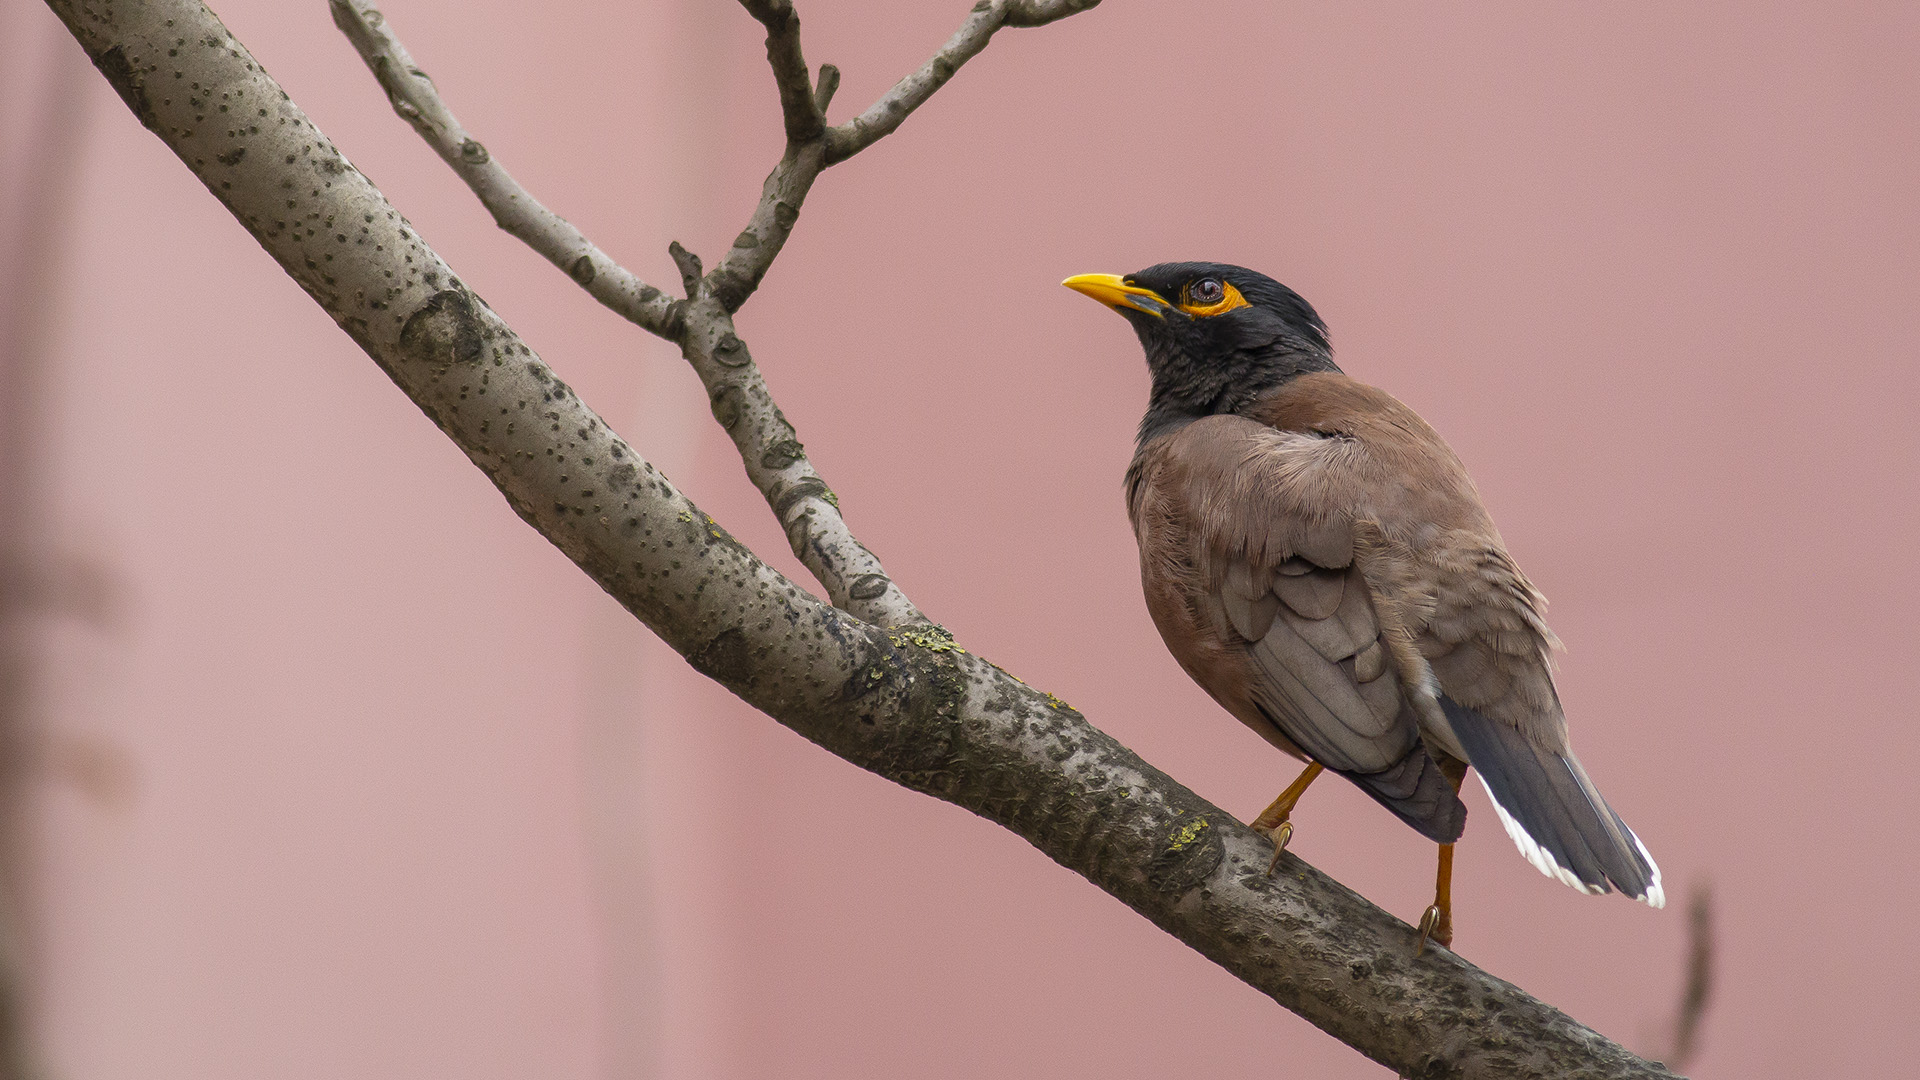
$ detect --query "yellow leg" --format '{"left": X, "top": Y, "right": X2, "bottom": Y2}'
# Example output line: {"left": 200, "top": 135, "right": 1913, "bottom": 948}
{"left": 1251, "top": 761, "right": 1324, "bottom": 875}
{"left": 1417, "top": 843, "right": 1455, "bottom": 955}
{"left": 1418, "top": 761, "right": 1468, "bottom": 955}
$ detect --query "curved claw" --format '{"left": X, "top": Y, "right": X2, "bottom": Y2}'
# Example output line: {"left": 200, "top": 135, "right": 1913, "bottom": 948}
{"left": 1416, "top": 903, "right": 1454, "bottom": 955}
{"left": 1261, "top": 820, "right": 1294, "bottom": 877}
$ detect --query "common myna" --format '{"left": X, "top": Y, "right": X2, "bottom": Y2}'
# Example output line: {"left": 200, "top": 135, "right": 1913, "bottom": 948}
{"left": 1064, "top": 262, "right": 1662, "bottom": 950}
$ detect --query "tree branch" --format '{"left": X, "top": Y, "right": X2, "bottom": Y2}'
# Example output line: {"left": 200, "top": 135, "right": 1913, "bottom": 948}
{"left": 823, "top": 0, "right": 1101, "bottom": 166}
{"left": 701, "top": 143, "right": 820, "bottom": 314}
{"left": 48, "top": 0, "right": 1684, "bottom": 1075}
{"left": 813, "top": 62, "right": 841, "bottom": 115}
{"left": 333, "top": 1, "right": 1101, "bottom": 629}
{"left": 326, "top": 0, "right": 679, "bottom": 336}
{"left": 738, "top": 0, "right": 826, "bottom": 144}
{"left": 706, "top": 0, "right": 1100, "bottom": 306}
{"left": 332, "top": 0, "right": 919, "bottom": 626}
{"left": 667, "top": 241, "right": 704, "bottom": 299}
{"left": 676, "top": 282, "right": 929, "bottom": 626}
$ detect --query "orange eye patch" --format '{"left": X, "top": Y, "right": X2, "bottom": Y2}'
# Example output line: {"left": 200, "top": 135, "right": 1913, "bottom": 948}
{"left": 1177, "top": 280, "right": 1250, "bottom": 317}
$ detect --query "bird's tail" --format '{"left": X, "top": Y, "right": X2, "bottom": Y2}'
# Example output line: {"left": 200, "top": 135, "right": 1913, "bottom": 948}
{"left": 1439, "top": 697, "right": 1663, "bottom": 906}
{"left": 1336, "top": 743, "right": 1466, "bottom": 845}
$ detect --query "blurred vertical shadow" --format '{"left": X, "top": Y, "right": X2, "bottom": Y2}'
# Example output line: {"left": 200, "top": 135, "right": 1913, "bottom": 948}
{"left": 1642, "top": 883, "right": 1714, "bottom": 1075}
{"left": 0, "top": 17, "right": 101, "bottom": 1080}
{"left": 1664, "top": 885, "right": 1715, "bottom": 1073}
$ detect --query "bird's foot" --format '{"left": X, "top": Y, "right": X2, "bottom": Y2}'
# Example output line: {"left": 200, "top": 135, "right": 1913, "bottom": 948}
{"left": 1254, "top": 819, "right": 1293, "bottom": 876}
{"left": 1416, "top": 904, "right": 1453, "bottom": 956}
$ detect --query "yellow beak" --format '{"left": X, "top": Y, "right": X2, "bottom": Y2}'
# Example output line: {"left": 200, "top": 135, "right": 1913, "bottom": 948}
{"left": 1061, "top": 273, "right": 1170, "bottom": 319}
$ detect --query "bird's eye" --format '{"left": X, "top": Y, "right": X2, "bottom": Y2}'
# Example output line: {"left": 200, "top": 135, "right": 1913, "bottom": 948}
{"left": 1174, "top": 276, "right": 1249, "bottom": 317}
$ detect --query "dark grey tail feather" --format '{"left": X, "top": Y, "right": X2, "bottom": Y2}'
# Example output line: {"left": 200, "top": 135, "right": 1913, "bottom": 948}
{"left": 1440, "top": 697, "right": 1662, "bottom": 905}
{"left": 1334, "top": 744, "right": 1466, "bottom": 845}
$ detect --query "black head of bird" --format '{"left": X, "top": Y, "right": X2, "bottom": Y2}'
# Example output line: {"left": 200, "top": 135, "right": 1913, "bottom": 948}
{"left": 1063, "top": 262, "right": 1337, "bottom": 446}
{"left": 1064, "top": 260, "right": 1663, "bottom": 954}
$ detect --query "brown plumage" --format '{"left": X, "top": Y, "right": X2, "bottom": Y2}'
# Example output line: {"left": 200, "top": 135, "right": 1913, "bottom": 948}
{"left": 1066, "top": 262, "right": 1662, "bottom": 949}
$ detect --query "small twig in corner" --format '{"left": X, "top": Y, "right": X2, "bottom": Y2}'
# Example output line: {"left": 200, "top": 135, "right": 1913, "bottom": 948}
{"left": 1658, "top": 884, "right": 1714, "bottom": 1071}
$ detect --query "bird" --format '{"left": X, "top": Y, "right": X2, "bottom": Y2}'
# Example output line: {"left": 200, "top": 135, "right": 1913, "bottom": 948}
{"left": 1063, "top": 262, "right": 1662, "bottom": 951}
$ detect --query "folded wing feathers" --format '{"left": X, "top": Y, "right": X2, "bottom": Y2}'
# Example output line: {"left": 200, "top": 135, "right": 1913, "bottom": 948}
{"left": 1352, "top": 640, "right": 1387, "bottom": 682}
{"left": 1278, "top": 569, "right": 1372, "bottom": 662}
{"left": 1250, "top": 623, "right": 1404, "bottom": 753}
{"left": 1221, "top": 561, "right": 1281, "bottom": 641}
{"left": 1273, "top": 566, "right": 1345, "bottom": 620}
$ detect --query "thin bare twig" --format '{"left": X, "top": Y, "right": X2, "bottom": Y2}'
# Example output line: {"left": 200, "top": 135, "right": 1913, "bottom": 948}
{"left": 707, "top": 0, "right": 1103, "bottom": 303}
{"left": 327, "top": 0, "right": 680, "bottom": 336}
{"left": 679, "top": 0, "right": 1113, "bottom": 618}
{"left": 812, "top": 63, "right": 840, "bottom": 114}
{"left": 685, "top": 0, "right": 1114, "bottom": 621}
{"left": 700, "top": 145, "right": 820, "bottom": 313}
{"left": 739, "top": 0, "right": 826, "bottom": 143}
{"left": 675, "top": 277, "right": 927, "bottom": 627}
{"left": 823, "top": 0, "right": 1101, "bottom": 166}
{"left": 673, "top": 0, "right": 1105, "bottom": 621}
{"left": 667, "top": 241, "right": 704, "bottom": 301}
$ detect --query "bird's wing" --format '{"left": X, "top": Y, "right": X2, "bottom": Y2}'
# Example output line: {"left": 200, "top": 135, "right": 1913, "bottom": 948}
{"left": 1394, "top": 532, "right": 1569, "bottom": 750}
{"left": 1135, "top": 413, "right": 1464, "bottom": 841}
{"left": 1251, "top": 375, "right": 1666, "bottom": 904}
{"left": 1410, "top": 541, "right": 1661, "bottom": 903}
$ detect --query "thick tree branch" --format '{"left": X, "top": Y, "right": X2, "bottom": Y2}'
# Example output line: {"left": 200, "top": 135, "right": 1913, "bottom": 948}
{"left": 48, "top": 0, "right": 1684, "bottom": 1075}
{"left": 327, "top": 0, "right": 679, "bottom": 336}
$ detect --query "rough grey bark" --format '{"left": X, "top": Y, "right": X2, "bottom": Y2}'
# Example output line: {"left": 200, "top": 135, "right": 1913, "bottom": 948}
{"left": 40, "top": 1, "right": 1685, "bottom": 1077}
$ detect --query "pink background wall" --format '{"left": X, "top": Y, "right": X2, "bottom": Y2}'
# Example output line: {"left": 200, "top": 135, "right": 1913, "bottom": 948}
{"left": 4, "top": 1, "right": 1918, "bottom": 1077}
